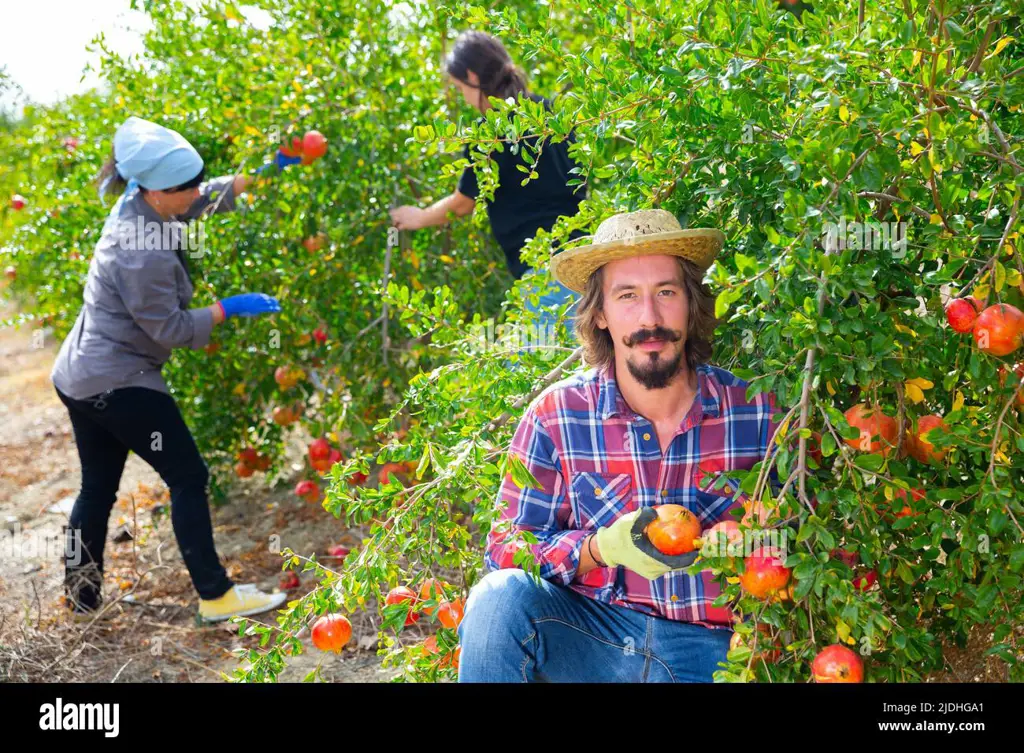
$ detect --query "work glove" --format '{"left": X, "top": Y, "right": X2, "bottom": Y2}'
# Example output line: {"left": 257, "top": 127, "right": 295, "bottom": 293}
{"left": 255, "top": 148, "right": 303, "bottom": 174}
{"left": 217, "top": 293, "right": 281, "bottom": 319}
{"left": 594, "top": 508, "right": 700, "bottom": 581}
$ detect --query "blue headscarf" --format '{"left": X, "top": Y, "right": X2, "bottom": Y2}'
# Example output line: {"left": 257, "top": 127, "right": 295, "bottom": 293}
{"left": 105, "top": 116, "right": 204, "bottom": 192}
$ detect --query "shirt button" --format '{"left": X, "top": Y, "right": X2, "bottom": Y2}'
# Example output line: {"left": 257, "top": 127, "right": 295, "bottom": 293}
{"left": 643, "top": 432, "right": 652, "bottom": 441}
{"left": 660, "top": 489, "right": 668, "bottom": 497}
{"left": 594, "top": 487, "right": 604, "bottom": 497}
{"left": 724, "top": 485, "right": 733, "bottom": 494}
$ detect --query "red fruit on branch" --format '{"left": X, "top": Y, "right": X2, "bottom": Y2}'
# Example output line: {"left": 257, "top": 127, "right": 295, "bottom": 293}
{"left": 279, "top": 570, "right": 300, "bottom": 590}
{"left": 301, "top": 130, "right": 328, "bottom": 164}
{"left": 843, "top": 403, "right": 899, "bottom": 456}
{"left": 944, "top": 297, "right": 983, "bottom": 333}
{"left": 295, "top": 480, "right": 319, "bottom": 503}
{"left": 437, "top": 599, "right": 465, "bottom": 630}
{"left": 812, "top": 644, "right": 864, "bottom": 683}
{"left": 4, "top": 266, "right": 15, "bottom": 280}
{"left": 378, "top": 462, "right": 407, "bottom": 486}
{"left": 308, "top": 437, "right": 331, "bottom": 463}
{"left": 327, "top": 544, "right": 350, "bottom": 559}
{"left": 312, "top": 327, "right": 328, "bottom": 345}
{"left": 973, "top": 304, "right": 1024, "bottom": 356}
{"left": 830, "top": 548, "right": 859, "bottom": 568}
{"left": 10, "top": 194, "right": 26, "bottom": 210}
{"left": 906, "top": 414, "right": 949, "bottom": 464}
{"left": 311, "top": 613, "right": 352, "bottom": 653}
{"left": 739, "top": 547, "right": 791, "bottom": 599}
{"left": 418, "top": 578, "right": 448, "bottom": 616}
{"left": 644, "top": 504, "right": 702, "bottom": 556}
{"left": 702, "top": 520, "right": 743, "bottom": 555}
{"left": 385, "top": 586, "right": 420, "bottom": 626}
{"left": 730, "top": 623, "right": 781, "bottom": 664}
{"left": 891, "top": 487, "right": 926, "bottom": 519}
{"left": 280, "top": 135, "right": 304, "bottom": 158}
{"left": 302, "top": 233, "right": 327, "bottom": 252}
{"left": 234, "top": 461, "right": 254, "bottom": 478}
{"left": 852, "top": 569, "right": 878, "bottom": 591}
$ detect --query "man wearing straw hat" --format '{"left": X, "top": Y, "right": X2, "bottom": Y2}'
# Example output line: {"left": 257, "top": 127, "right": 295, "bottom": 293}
{"left": 457, "top": 209, "right": 782, "bottom": 682}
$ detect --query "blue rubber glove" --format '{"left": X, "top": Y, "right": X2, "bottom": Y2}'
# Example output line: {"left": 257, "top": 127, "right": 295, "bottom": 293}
{"left": 256, "top": 149, "right": 302, "bottom": 174}
{"left": 217, "top": 293, "right": 281, "bottom": 319}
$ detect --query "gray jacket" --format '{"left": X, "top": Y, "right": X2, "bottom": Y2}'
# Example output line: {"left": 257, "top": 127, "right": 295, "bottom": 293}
{"left": 51, "top": 176, "right": 238, "bottom": 400}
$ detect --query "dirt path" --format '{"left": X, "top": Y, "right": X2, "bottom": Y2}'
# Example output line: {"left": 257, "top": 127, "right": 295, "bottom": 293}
{"left": 0, "top": 306, "right": 401, "bottom": 683}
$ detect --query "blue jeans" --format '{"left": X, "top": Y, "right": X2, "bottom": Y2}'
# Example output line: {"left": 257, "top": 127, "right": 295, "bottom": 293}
{"left": 516, "top": 271, "right": 579, "bottom": 360}
{"left": 457, "top": 569, "right": 733, "bottom": 682}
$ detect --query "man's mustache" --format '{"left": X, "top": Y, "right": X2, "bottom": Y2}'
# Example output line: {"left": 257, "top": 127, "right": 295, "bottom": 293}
{"left": 623, "top": 326, "right": 683, "bottom": 348}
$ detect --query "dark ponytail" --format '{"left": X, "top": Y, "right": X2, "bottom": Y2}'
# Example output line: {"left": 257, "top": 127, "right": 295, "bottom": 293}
{"left": 96, "top": 148, "right": 129, "bottom": 197}
{"left": 444, "top": 31, "right": 528, "bottom": 103}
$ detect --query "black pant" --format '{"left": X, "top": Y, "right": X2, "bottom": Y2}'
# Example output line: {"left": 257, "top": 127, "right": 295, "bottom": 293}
{"left": 56, "top": 386, "right": 233, "bottom": 609}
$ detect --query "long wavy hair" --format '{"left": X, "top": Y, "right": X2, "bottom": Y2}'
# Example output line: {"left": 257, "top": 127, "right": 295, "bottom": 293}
{"left": 574, "top": 256, "right": 718, "bottom": 371}
{"left": 444, "top": 31, "right": 529, "bottom": 105}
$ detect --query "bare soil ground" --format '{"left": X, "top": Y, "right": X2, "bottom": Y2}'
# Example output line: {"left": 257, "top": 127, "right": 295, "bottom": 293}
{"left": 0, "top": 309, "right": 402, "bottom": 683}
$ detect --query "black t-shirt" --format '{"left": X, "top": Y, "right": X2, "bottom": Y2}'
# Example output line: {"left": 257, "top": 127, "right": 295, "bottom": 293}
{"left": 457, "top": 93, "right": 587, "bottom": 279}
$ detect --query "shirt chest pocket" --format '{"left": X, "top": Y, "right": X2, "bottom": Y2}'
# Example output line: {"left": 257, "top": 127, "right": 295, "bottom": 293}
{"left": 569, "top": 472, "right": 634, "bottom": 530}
{"left": 693, "top": 471, "right": 748, "bottom": 526}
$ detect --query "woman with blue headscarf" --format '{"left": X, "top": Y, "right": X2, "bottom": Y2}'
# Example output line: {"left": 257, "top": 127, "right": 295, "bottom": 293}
{"left": 51, "top": 116, "right": 298, "bottom": 624}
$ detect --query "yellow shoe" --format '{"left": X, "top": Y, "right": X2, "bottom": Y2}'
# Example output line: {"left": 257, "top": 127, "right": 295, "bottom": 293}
{"left": 197, "top": 584, "right": 288, "bottom": 624}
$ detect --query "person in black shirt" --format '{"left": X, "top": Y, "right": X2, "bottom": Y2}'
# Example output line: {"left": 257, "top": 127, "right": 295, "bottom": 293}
{"left": 389, "top": 31, "right": 587, "bottom": 342}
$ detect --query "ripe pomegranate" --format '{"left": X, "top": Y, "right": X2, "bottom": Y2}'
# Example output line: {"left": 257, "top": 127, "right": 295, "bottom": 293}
{"left": 378, "top": 462, "right": 407, "bottom": 486}
{"left": 271, "top": 405, "right": 300, "bottom": 426}
{"left": 237, "top": 447, "right": 260, "bottom": 467}
{"left": 739, "top": 547, "right": 791, "bottom": 599}
{"left": 348, "top": 470, "right": 369, "bottom": 485}
{"left": 308, "top": 437, "right": 331, "bottom": 463}
{"left": 62, "top": 136, "right": 80, "bottom": 151}
{"left": 945, "top": 297, "right": 983, "bottom": 333}
{"left": 312, "top": 327, "right": 328, "bottom": 345}
{"left": 830, "top": 548, "right": 859, "bottom": 568}
{"left": 891, "top": 487, "right": 926, "bottom": 519}
{"left": 311, "top": 613, "right": 352, "bottom": 653}
{"left": 644, "top": 504, "right": 702, "bottom": 556}
{"left": 234, "top": 461, "right": 254, "bottom": 478}
{"left": 4, "top": 266, "right": 16, "bottom": 280}
{"left": 423, "top": 635, "right": 460, "bottom": 668}
{"left": 279, "top": 570, "right": 300, "bottom": 590}
{"left": 812, "top": 644, "right": 864, "bottom": 683}
{"left": 302, "top": 233, "right": 327, "bottom": 252}
{"left": 327, "top": 544, "right": 350, "bottom": 559}
{"left": 906, "top": 414, "right": 949, "bottom": 464}
{"left": 203, "top": 342, "right": 220, "bottom": 355}
{"left": 301, "top": 130, "right": 328, "bottom": 164}
{"left": 973, "top": 304, "right": 1024, "bottom": 356}
{"left": 843, "top": 403, "right": 899, "bottom": 456}
{"left": 702, "top": 520, "right": 743, "bottom": 555}
{"left": 250, "top": 453, "right": 271, "bottom": 471}
{"left": 10, "top": 194, "right": 26, "bottom": 210}
{"left": 385, "top": 586, "right": 420, "bottom": 626}
{"left": 295, "top": 480, "right": 319, "bottom": 503}
{"left": 280, "top": 135, "right": 304, "bottom": 158}
{"left": 852, "top": 570, "right": 878, "bottom": 591}
{"left": 274, "top": 366, "right": 304, "bottom": 390}
{"left": 418, "top": 578, "right": 448, "bottom": 616}
{"left": 437, "top": 599, "right": 465, "bottom": 630}
{"left": 730, "top": 623, "right": 780, "bottom": 664}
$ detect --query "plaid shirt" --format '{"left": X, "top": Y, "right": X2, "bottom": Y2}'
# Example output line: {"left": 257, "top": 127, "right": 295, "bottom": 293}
{"left": 486, "top": 362, "right": 782, "bottom": 629}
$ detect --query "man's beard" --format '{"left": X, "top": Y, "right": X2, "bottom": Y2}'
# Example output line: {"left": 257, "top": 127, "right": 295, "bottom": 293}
{"left": 623, "top": 326, "right": 686, "bottom": 389}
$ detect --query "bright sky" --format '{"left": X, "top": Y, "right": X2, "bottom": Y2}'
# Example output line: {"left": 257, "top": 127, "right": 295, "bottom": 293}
{"left": 0, "top": 0, "right": 152, "bottom": 112}
{"left": 0, "top": 0, "right": 273, "bottom": 115}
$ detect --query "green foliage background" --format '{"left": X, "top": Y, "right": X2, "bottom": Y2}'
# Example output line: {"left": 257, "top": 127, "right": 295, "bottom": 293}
{"left": 1, "top": 0, "right": 1022, "bottom": 682}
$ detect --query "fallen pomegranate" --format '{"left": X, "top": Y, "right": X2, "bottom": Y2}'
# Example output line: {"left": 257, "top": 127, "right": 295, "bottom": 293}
{"left": 311, "top": 613, "right": 352, "bottom": 653}
{"left": 811, "top": 644, "right": 864, "bottom": 683}
{"left": 644, "top": 504, "right": 702, "bottom": 556}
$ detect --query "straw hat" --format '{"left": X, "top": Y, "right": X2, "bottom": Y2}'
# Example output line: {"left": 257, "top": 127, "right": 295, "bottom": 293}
{"left": 550, "top": 209, "right": 725, "bottom": 293}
